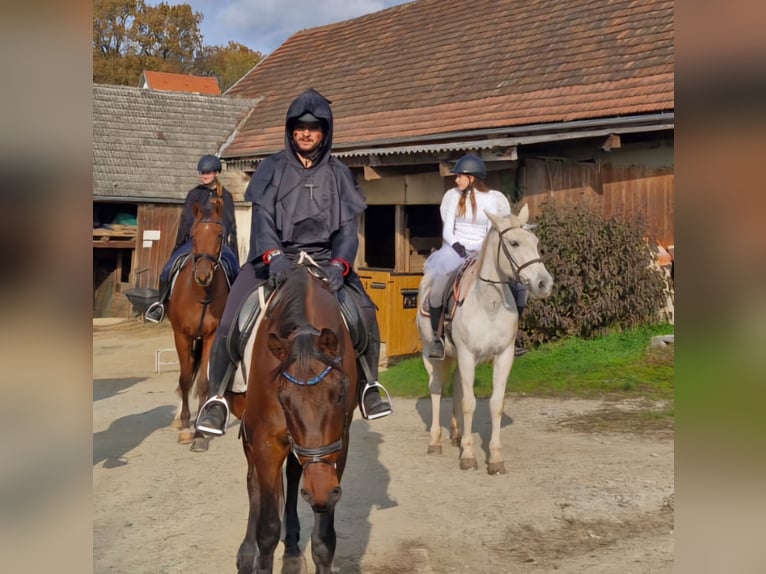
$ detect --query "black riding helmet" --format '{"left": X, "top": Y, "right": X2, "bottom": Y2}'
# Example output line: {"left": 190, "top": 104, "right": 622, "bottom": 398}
{"left": 197, "top": 154, "right": 222, "bottom": 173}
{"left": 452, "top": 153, "right": 487, "bottom": 179}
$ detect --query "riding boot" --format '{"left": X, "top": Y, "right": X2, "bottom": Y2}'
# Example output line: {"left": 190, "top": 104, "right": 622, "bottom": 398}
{"left": 358, "top": 308, "right": 393, "bottom": 420}
{"left": 514, "top": 305, "right": 528, "bottom": 357}
{"left": 427, "top": 305, "right": 445, "bottom": 360}
{"left": 509, "top": 282, "right": 529, "bottom": 357}
{"left": 145, "top": 277, "right": 170, "bottom": 323}
{"left": 195, "top": 335, "right": 235, "bottom": 436}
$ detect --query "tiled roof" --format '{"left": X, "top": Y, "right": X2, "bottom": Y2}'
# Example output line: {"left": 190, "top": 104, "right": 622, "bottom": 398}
{"left": 93, "top": 84, "right": 260, "bottom": 201}
{"left": 223, "top": 0, "right": 673, "bottom": 159}
{"left": 141, "top": 70, "right": 221, "bottom": 95}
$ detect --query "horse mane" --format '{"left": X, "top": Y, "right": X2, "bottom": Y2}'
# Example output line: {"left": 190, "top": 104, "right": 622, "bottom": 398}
{"left": 269, "top": 266, "right": 342, "bottom": 381}
{"left": 270, "top": 266, "right": 308, "bottom": 338}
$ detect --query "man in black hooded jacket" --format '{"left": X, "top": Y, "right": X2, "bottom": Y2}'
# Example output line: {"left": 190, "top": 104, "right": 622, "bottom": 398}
{"left": 196, "top": 88, "right": 392, "bottom": 436}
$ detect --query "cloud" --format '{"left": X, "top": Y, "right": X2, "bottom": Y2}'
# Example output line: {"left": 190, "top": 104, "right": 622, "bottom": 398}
{"left": 184, "top": 0, "right": 410, "bottom": 54}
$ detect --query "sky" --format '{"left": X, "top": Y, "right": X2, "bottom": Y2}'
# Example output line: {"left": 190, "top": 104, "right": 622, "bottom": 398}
{"left": 145, "top": 0, "right": 413, "bottom": 56}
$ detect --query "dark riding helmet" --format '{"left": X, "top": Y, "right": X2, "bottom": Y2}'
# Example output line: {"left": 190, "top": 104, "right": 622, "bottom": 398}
{"left": 197, "top": 154, "right": 222, "bottom": 173}
{"left": 452, "top": 153, "right": 487, "bottom": 179}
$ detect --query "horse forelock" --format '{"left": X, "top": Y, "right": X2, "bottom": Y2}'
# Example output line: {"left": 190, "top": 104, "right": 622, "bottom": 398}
{"left": 269, "top": 267, "right": 348, "bottom": 384}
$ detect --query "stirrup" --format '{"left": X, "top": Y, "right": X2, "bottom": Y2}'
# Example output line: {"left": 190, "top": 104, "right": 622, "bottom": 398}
{"left": 195, "top": 396, "right": 231, "bottom": 436}
{"left": 360, "top": 381, "right": 393, "bottom": 421}
{"left": 427, "top": 337, "right": 445, "bottom": 360}
{"left": 144, "top": 302, "right": 165, "bottom": 323}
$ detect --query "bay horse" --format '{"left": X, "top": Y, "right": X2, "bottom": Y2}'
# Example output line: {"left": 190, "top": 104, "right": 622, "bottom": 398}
{"left": 167, "top": 198, "right": 229, "bottom": 451}
{"left": 416, "top": 204, "right": 554, "bottom": 474}
{"left": 231, "top": 259, "right": 358, "bottom": 574}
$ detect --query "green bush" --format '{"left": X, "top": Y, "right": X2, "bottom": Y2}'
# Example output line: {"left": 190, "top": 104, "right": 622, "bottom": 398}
{"left": 520, "top": 201, "right": 667, "bottom": 346}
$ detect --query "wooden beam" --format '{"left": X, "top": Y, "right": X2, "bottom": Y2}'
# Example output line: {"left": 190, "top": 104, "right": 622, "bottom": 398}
{"left": 363, "top": 165, "right": 383, "bottom": 180}
{"left": 93, "top": 240, "right": 135, "bottom": 249}
{"left": 394, "top": 205, "right": 407, "bottom": 272}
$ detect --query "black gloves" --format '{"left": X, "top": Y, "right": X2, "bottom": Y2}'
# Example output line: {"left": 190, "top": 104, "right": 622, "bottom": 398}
{"left": 268, "top": 253, "right": 289, "bottom": 287}
{"left": 322, "top": 262, "right": 345, "bottom": 293}
{"left": 451, "top": 242, "right": 467, "bottom": 258}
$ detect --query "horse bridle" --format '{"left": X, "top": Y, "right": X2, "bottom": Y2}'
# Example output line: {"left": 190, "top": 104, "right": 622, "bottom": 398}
{"left": 480, "top": 225, "right": 543, "bottom": 285}
{"left": 191, "top": 219, "right": 224, "bottom": 280}
{"left": 278, "top": 326, "right": 349, "bottom": 470}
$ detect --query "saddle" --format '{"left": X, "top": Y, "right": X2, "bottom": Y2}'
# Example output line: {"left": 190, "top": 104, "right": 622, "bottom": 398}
{"left": 337, "top": 283, "right": 369, "bottom": 356}
{"left": 420, "top": 257, "right": 480, "bottom": 340}
{"left": 226, "top": 275, "right": 370, "bottom": 393}
{"left": 169, "top": 249, "right": 239, "bottom": 292}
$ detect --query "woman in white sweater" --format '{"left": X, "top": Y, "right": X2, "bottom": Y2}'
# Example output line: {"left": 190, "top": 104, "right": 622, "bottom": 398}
{"left": 423, "top": 153, "right": 512, "bottom": 359}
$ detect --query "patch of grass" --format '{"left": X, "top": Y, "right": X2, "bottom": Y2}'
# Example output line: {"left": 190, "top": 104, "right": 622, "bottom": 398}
{"left": 380, "top": 323, "right": 674, "bottom": 401}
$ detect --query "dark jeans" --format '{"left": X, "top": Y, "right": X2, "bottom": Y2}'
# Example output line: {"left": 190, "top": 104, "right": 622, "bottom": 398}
{"left": 214, "top": 260, "right": 377, "bottom": 363}
{"left": 160, "top": 241, "right": 240, "bottom": 284}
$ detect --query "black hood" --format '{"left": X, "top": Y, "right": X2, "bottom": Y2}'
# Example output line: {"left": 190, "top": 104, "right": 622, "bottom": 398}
{"left": 284, "top": 88, "right": 333, "bottom": 165}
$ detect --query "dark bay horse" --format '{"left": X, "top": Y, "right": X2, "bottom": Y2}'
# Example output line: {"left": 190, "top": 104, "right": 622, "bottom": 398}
{"left": 231, "top": 261, "right": 358, "bottom": 574}
{"left": 167, "top": 198, "right": 229, "bottom": 451}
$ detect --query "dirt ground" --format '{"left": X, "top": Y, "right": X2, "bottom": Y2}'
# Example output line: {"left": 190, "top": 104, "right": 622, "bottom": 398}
{"left": 93, "top": 320, "right": 674, "bottom": 574}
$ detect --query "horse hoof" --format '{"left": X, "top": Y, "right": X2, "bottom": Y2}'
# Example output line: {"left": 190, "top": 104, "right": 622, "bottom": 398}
{"left": 460, "top": 458, "right": 478, "bottom": 470}
{"left": 281, "top": 554, "right": 308, "bottom": 574}
{"left": 487, "top": 462, "right": 507, "bottom": 475}
{"left": 177, "top": 428, "right": 195, "bottom": 444}
{"left": 190, "top": 437, "right": 210, "bottom": 452}
{"left": 427, "top": 445, "right": 442, "bottom": 455}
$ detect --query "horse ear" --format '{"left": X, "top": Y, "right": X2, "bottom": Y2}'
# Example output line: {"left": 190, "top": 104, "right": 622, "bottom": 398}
{"left": 317, "top": 328, "right": 339, "bottom": 356}
{"left": 484, "top": 209, "right": 502, "bottom": 229}
{"left": 267, "top": 333, "right": 290, "bottom": 361}
{"left": 517, "top": 203, "right": 529, "bottom": 225}
{"left": 193, "top": 201, "right": 202, "bottom": 219}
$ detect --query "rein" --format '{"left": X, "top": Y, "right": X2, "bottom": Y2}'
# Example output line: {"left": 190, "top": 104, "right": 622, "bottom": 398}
{"left": 480, "top": 225, "right": 543, "bottom": 285}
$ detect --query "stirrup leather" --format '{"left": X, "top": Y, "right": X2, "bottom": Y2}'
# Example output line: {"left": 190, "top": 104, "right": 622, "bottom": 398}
{"left": 360, "top": 381, "right": 393, "bottom": 420}
{"left": 195, "top": 396, "right": 231, "bottom": 436}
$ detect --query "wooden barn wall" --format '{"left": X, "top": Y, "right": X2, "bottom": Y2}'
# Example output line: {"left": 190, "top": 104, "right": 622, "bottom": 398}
{"left": 134, "top": 204, "right": 183, "bottom": 290}
{"left": 522, "top": 158, "right": 674, "bottom": 246}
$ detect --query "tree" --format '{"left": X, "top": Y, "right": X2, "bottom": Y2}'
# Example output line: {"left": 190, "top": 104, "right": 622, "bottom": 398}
{"left": 93, "top": 0, "right": 140, "bottom": 57}
{"left": 93, "top": 0, "right": 206, "bottom": 85}
{"left": 93, "top": 1, "right": 261, "bottom": 89}
{"left": 130, "top": 2, "right": 202, "bottom": 69}
{"left": 193, "top": 42, "right": 262, "bottom": 92}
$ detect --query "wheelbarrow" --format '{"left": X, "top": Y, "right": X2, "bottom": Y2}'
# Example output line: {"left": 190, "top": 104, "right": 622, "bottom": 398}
{"left": 124, "top": 287, "right": 159, "bottom": 318}
{"left": 124, "top": 268, "right": 159, "bottom": 319}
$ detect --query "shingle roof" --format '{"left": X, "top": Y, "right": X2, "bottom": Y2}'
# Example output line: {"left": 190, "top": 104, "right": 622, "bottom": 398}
{"left": 141, "top": 71, "right": 221, "bottom": 95}
{"left": 223, "top": 0, "right": 673, "bottom": 159}
{"left": 93, "top": 84, "right": 260, "bottom": 201}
